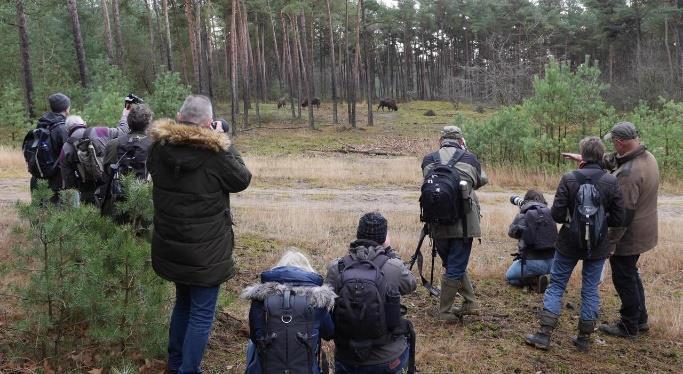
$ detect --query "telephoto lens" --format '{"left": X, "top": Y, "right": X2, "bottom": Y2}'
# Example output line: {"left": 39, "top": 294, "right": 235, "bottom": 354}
{"left": 509, "top": 195, "right": 525, "bottom": 206}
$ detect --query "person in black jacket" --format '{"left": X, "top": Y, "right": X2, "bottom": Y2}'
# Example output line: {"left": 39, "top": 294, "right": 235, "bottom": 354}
{"left": 525, "top": 137, "right": 624, "bottom": 352}
{"left": 147, "top": 95, "right": 251, "bottom": 374}
{"left": 29, "top": 93, "right": 70, "bottom": 203}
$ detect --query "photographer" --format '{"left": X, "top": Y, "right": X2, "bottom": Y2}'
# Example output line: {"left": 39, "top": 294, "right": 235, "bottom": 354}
{"left": 506, "top": 190, "right": 557, "bottom": 293}
{"left": 147, "top": 95, "right": 251, "bottom": 373}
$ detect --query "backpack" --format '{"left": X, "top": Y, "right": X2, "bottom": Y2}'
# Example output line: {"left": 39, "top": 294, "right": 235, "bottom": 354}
{"left": 256, "top": 289, "right": 319, "bottom": 374}
{"left": 68, "top": 128, "right": 104, "bottom": 184}
{"left": 420, "top": 149, "right": 466, "bottom": 224}
{"left": 522, "top": 205, "right": 558, "bottom": 251}
{"left": 333, "top": 253, "right": 401, "bottom": 360}
{"left": 569, "top": 170, "right": 607, "bottom": 257}
{"left": 116, "top": 133, "right": 151, "bottom": 179}
{"left": 22, "top": 125, "right": 60, "bottom": 179}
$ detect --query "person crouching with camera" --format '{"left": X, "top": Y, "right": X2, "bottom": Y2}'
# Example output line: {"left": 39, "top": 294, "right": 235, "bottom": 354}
{"left": 506, "top": 190, "right": 557, "bottom": 293}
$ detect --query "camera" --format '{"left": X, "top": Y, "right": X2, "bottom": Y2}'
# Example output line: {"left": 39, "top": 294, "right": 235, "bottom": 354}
{"left": 124, "top": 93, "right": 144, "bottom": 108}
{"left": 509, "top": 195, "right": 525, "bottom": 206}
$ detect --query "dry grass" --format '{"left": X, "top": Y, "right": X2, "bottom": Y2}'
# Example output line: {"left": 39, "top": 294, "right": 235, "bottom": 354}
{"left": 0, "top": 146, "right": 25, "bottom": 179}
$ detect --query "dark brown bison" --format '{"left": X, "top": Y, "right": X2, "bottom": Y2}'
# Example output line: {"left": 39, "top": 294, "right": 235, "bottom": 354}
{"left": 377, "top": 98, "right": 398, "bottom": 111}
{"left": 277, "top": 97, "right": 287, "bottom": 109}
{"left": 301, "top": 97, "right": 320, "bottom": 109}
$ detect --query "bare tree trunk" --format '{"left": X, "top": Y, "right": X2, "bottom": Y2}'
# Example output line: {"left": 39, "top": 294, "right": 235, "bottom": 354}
{"left": 352, "top": 0, "right": 362, "bottom": 127}
{"left": 282, "top": 14, "right": 296, "bottom": 119}
{"left": 240, "top": 0, "right": 258, "bottom": 125}
{"left": 325, "top": 0, "right": 338, "bottom": 124}
{"left": 361, "top": 0, "right": 373, "bottom": 126}
{"left": 230, "top": 0, "right": 239, "bottom": 129}
{"left": 112, "top": 0, "right": 124, "bottom": 65}
{"left": 67, "top": 0, "right": 88, "bottom": 87}
{"left": 195, "top": 1, "right": 205, "bottom": 94}
{"left": 100, "top": 0, "right": 115, "bottom": 65}
{"left": 236, "top": 0, "right": 250, "bottom": 128}
{"left": 146, "top": 0, "right": 157, "bottom": 76}
{"left": 298, "top": 13, "right": 315, "bottom": 129}
{"left": 345, "top": 0, "right": 354, "bottom": 127}
{"left": 289, "top": 17, "right": 302, "bottom": 119}
{"left": 184, "top": 0, "right": 200, "bottom": 91}
{"left": 16, "top": 0, "right": 34, "bottom": 117}
{"left": 202, "top": 5, "right": 214, "bottom": 101}
{"left": 267, "top": 0, "right": 284, "bottom": 96}
{"left": 162, "top": 0, "right": 174, "bottom": 70}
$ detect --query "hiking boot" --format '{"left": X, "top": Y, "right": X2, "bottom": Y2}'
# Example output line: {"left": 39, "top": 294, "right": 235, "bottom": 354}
{"left": 599, "top": 321, "right": 638, "bottom": 339}
{"left": 524, "top": 309, "right": 558, "bottom": 350}
{"left": 537, "top": 275, "right": 550, "bottom": 294}
{"left": 438, "top": 275, "right": 461, "bottom": 322}
{"left": 452, "top": 272, "right": 480, "bottom": 317}
{"left": 572, "top": 320, "right": 595, "bottom": 352}
{"left": 638, "top": 322, "right": 649, "bottom": 332}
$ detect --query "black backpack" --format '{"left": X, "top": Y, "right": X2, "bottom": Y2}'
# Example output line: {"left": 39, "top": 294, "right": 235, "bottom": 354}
{"left": 22, "top": 124, "right": 60, "bottom": 179}
{"left": 333, "top": 253, "right": 402, "bottom": 360}
{"left": 569, "top": 170, "right": 607, "bottom": 257}
{"left": 522, "top": 205, "right": 558, "bottom": 251}
{"left": 420, "top": 150, "right": 466, "bottom": 224}
{"left": 102, "top": 134, "right": 151, "bottom": 218}
{"left": 256, "top": 289, "right": 320, "bottom": 374}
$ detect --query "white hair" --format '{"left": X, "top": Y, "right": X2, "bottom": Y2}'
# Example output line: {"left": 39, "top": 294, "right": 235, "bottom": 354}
{"left": 274, "top": 248, "right": 315, "bottom": 273}
{"left": 178, "top": 95, "right": 213, "bottom": 125}
{"left": 65, "top": 115, "right": 86, "bottom": 127}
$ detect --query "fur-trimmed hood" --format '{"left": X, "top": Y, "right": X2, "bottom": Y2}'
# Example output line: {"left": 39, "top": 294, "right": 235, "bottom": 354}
{"left": 148, "top": 119, "right": 230, "bottom": 152}
{"left": 241, "top": 282, "right": 336, "bottom": 311}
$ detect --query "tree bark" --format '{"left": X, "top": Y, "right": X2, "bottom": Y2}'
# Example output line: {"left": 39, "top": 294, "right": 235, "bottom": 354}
{"left": 16, "top": 0, "right": 34, "bottom": 117}
{"left": 146, "top": 0, "right": 157, "bottom": 76}
{"left": 162, "top": 0, "right": 174, "bottom": 70}
{"left": 112, "top": 0, "right": 124, "bottom": 65}
{"left": 66, "top": 0, "right": 88, "bottom": 87}
{"left": 299, "top": 13, "right": 315, "bottom": 129}
{"left": 325, "top": 0, "right": 338, "bottom": 124}
{"left": 267, "top": 0, "right": 284, "bottom": 96}
{"left": 184, "top": 0, "right": 201, "bottom": 91}
{"left": 361, "top": 0, "right": 373, "bottom": 126}
{"left": 229, "top": 0, "right": 239, "bottom": 129}
{"left": 352, "top": 0, "right": 362, "bottom": 127}
{"left": 100, "top": 0, "right": 115, "bottom": 65}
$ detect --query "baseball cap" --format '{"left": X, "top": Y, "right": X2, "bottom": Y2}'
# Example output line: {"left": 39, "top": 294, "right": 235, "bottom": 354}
{"left": 440, "top": 125, "right": 463, "bottom": 140}
{"left": 604, "top": 122, "right": 638, "bottom": 141}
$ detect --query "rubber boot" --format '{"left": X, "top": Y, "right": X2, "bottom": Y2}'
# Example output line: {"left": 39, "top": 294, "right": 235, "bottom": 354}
{"left": 524, "top": 309, "right": 559, "bottom": 350}
{"left": 438, "top": 275, "right": 461, "bottom": 322}
{"left": 599, "top": 320, "right": 638, "bottom": 339}
{"left": 572, "top": 320, "right": 595, "bottom": 352}
{"left": 452, "top": 272, "right": 480, "bottom": 317}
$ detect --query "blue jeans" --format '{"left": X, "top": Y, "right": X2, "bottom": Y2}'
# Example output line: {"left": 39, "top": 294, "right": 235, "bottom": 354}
{"left": 543, "top": 252, "right": 605, "bottom": 321}
{"left": 168, "top": 283, "right": 220, "bottom": 374}
{"left": 435, "top": 238, "right": 473, "bottom": 280}
{"left": 506, "top": 259, "right": 553, "bottom": 286}
{"left": 334, "top": 347, "right": 409, "bottom": 374}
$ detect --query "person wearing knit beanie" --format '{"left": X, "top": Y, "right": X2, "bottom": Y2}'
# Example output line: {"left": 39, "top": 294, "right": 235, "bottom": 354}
{"left": 48, "top": 93, "right": 71, "bottom": 114}
{"left": 356, "top": 212, "right": 388, "bottom": 244}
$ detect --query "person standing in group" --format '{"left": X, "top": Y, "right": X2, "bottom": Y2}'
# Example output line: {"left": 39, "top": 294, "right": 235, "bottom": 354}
{"left": 420, "top": 126, "right": 488, "bottom": 322}
{"left": 597, "top": 123, "right": 659, "bottom": 338}
{"left": 147, "top": 95, "right": 251, "bottom": 374}
{"left": 22, "top": 93, "right": 70, "bottom": 203}
{"left": 525, "top": 137, "right": 624, "bottom": 352}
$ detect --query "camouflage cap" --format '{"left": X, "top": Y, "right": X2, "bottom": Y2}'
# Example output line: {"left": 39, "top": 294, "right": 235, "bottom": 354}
{"left": 604, "top": 122, "right": 639, "bottom": 141}
{"left": 440, "top": 125, "right": 463, "bottom": 140}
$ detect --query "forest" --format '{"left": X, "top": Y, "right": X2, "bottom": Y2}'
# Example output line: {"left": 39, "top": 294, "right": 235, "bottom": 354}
{"left": 1, "top": 1, "right": 683, "bottom": 373}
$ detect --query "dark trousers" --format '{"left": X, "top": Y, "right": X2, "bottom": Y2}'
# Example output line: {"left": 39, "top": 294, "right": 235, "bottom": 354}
{"left": 610, "top": 255, "right": 648, "bottom": 331}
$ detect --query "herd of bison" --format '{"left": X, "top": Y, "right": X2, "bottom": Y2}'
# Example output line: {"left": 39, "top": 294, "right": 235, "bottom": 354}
{"left": 277, "top": 97, "right": 398, "bottom": 111}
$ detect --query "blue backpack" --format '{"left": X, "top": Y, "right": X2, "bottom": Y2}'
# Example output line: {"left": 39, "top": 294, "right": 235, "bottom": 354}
{"left": 22, "top": 124, "right": 60, "bottom": 179}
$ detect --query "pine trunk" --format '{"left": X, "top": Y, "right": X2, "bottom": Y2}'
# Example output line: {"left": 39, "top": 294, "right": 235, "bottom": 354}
{"left": 325, "top": 0, "right": 338, "bottom": 124}
{"left": 352, "top": 0, "right": 362, "bottom": 127}
{"left": 162, "top": 0, "right": 174, "bottom": 70}
{"left": 299, "top": 13, "right": 315, "bottom": 129}
{"left": 16, "top": 0, "right": 34, "bottom": 117}
{"left": 361, "top": 0, "right": 373, "bottom": 126}
{"left": 100, "top": 0, "right": 115, "bottom": 65}
{"left": 229, "top": 0, "right": 239, "bottom": 129}
{"left": 112, "top": 0, "right": 124, "bottom": 65}
{"left": 146, "top": 0, "right": 156, "bottom": 76}
{"left": 184, "top": 0, "right": 201, "bottom": 91}
{"left": 67, "top": 0, "right": 88, "bottom": 87}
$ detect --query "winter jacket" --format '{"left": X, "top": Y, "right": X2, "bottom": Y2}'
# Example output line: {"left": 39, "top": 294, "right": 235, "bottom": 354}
{"left": 550, "top": 163, "right": 625, "bottom": 260}
{"left": 147, "top": 119, "right": 251, "bottom": 287}
{"left": 507, "top": 201, "right": 557, "bottom": 260}
{"left": 242, "top": 266, "right": 335, "bottom": 374}
{"left": 421, "top": 142, "right": 488, "bottom": 238}
{"left": 59, "top": 114, "right": 129, "bottom": 189}
{"left": 606, "top": 146, "right": 659, "bottom": 256}
{"left": 326, "top": 240, "right": 417, "bottom": 366}
{"left": 32, "top": 112, "right": 68, "bottom": 192}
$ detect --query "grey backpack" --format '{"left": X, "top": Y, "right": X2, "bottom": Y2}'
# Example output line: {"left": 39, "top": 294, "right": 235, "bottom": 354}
{"left": 569, "top": 170, "right": 607, "bottom": 257}
{"left": 69, "top": 128, "right": 105, "bottom": 183}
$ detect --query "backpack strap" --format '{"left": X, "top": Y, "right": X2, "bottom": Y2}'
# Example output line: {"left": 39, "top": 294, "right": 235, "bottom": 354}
{"left": 573, "top": 169, "right": 606, "bottom": 185}
{"left": 446, "top": 149, "right": 466, "bottom": 168}
{"left": 371, "top": 253, "right": 390, "bottom": 270}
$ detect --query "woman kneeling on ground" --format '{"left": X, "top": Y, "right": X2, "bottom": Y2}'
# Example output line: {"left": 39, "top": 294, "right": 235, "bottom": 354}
{"left": 506, "top": 189, "right": 558, "bottom": 293}
{"left": 241, "top": 249, "right": 335, "bottom": 373}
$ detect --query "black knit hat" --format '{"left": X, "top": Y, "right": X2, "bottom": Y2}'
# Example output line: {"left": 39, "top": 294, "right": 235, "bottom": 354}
{"left": 48, "top": 93, "right": 70, "bottom": 113}
{"left": 356, "top": 212, "right": 388, "bottom": 244}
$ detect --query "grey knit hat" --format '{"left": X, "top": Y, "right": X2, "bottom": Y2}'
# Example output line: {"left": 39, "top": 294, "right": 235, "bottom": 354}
{"left": 48, "top": 93, "right": 71, "bottom": 113}
{"left": 356, "top": 212, "right": 388, "bottom": 244}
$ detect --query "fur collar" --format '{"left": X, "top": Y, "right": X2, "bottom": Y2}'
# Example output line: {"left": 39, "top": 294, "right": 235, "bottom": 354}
{"left": 240, "top": 282, "right": 336, "bottom": 311}
{"left": 148, "top": 119, "right": 230, "bottom": 152}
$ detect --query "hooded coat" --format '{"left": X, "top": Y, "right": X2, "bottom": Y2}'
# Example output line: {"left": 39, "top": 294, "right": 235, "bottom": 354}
{"left": 241, "top": 266, "right": 336, "bottom": 374}
{"left": 147, "top": 119, "right": 251, "bottom": 287}
{"left": 326, "top": 240, "right": 417, "bottom": 366}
